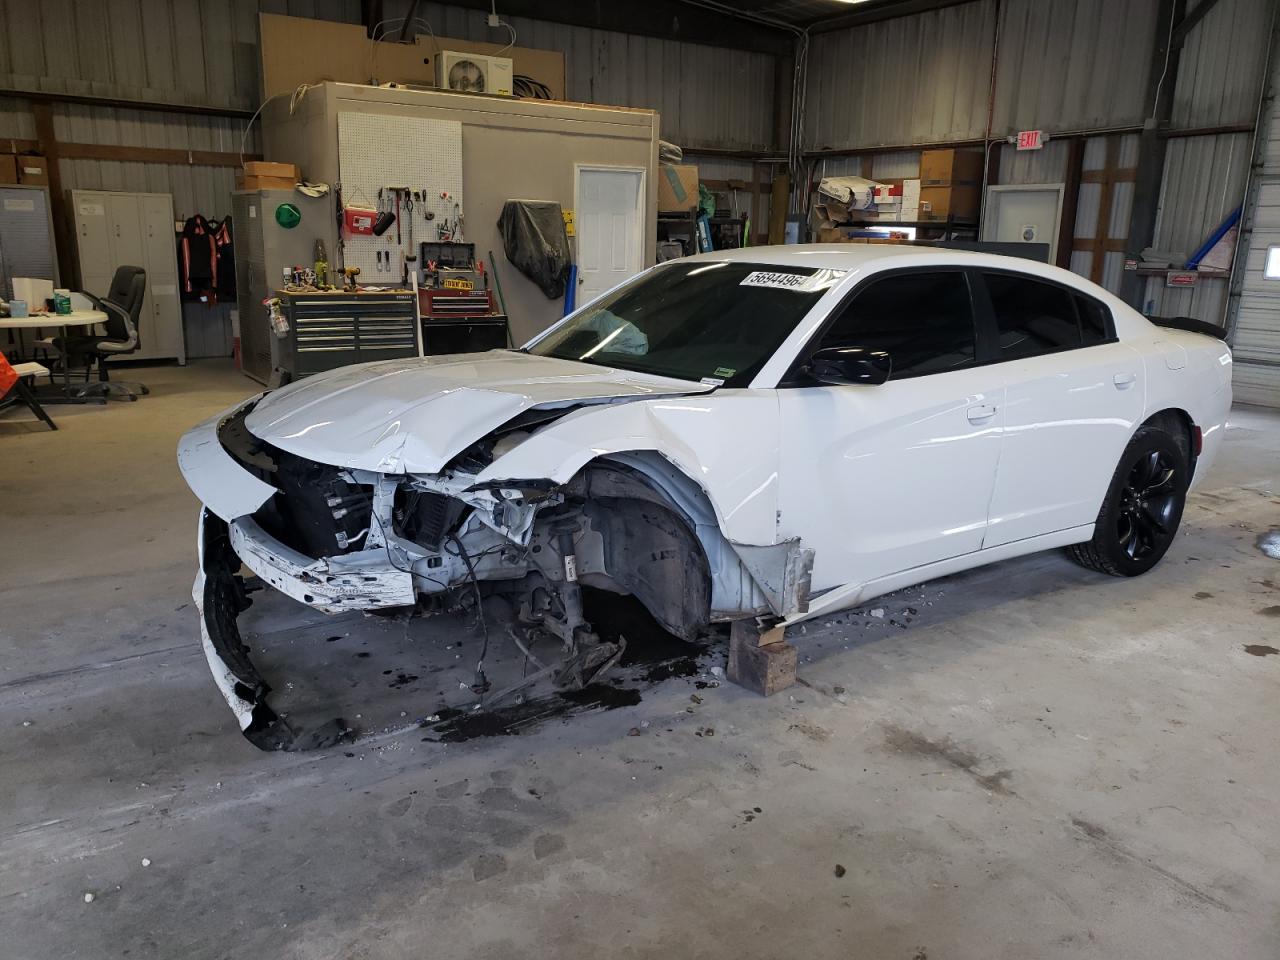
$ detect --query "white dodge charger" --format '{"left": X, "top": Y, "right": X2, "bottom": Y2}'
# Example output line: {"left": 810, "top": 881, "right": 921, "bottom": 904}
{"left": 179, "top": 246, "right": 1232, "bottom": 748}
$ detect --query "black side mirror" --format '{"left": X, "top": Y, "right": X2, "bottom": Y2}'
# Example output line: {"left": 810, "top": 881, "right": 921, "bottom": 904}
{"left": 805, "top": 346, "right": 892, "bottom": 386}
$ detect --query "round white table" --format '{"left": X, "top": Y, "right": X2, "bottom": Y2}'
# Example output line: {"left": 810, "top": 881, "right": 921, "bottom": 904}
{"left": 0, "top": 310, "right": 108, "bottom": 403}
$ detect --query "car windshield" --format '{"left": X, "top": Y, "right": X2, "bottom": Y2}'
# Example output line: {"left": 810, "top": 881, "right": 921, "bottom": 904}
{"left": 528, "top": 261, "right": 845, "bottom": 387}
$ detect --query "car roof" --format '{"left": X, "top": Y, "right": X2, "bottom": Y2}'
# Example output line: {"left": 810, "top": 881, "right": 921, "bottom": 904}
{"left": 684, "top": 243, "right": 948, "bottom": 270}
{"left": 681, "top": 243, "right": 1118, "bottom": 300}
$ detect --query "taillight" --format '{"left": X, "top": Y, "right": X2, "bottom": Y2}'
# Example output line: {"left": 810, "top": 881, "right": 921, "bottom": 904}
{"left": 1192, "top": 425, "right": 1203, "bottom": 457}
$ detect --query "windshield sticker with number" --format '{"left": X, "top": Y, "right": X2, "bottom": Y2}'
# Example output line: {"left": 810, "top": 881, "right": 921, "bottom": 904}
{"left": 740, "top": 271, "right": 809, "bottom": 290}
{"left": 739, "top": 268, "right": 846, "bottom": 292}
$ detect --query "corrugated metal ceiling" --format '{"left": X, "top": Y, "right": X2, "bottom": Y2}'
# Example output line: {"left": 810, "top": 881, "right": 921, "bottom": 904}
{"left": 412, "top": 1, "right": 779, "bottom": 151}
{"left": 804, "top": 0, "right": 996, "bottom": 150}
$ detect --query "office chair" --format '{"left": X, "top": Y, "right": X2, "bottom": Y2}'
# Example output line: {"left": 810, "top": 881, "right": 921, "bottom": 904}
{"left": 59, "top": 265, "right": 150, "bottom": 401}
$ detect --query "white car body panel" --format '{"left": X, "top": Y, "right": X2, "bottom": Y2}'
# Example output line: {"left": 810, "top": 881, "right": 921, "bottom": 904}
{"left": 177, "top": 403, "right": 277, "bottom": 522}
{"left": 475, "top": 390, "right": 782, "bottom": 545}
{"left": 983, "top": 340, "right": 1146, "bottom": 548}
{"left": 243, "top": 352, "right": 716, "bottom": 475}
{"left": 777, "top": 367, "right": 1006, "bottom": 592}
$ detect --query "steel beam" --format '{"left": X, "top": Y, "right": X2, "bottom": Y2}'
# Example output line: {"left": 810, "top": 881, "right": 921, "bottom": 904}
{"left": 1120, "top": 0, "right": 1186, "bottom": 308}
{"left": 425, "top": 0, "right": 792, "bottom": 55}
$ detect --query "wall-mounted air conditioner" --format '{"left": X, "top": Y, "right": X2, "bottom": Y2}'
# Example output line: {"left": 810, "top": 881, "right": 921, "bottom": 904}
{"left": 435, "top": 52, "right": 514, "bottom": 97}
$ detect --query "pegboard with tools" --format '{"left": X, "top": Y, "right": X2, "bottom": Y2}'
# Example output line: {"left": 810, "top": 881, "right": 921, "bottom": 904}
{"left": 337, "top": 112, "right": 465, "bottom": 283}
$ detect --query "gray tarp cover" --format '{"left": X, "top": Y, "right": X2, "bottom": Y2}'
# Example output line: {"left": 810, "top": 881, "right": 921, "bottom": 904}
{"left": 497, "top": 200, "right": 571, "bottom": 299}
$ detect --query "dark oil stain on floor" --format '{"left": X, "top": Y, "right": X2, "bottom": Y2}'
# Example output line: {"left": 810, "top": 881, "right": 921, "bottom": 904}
{"left": 1257, "top": 605, "right": 1280, "bottom": 618}
{"left": 883, "top": 723, "right": 1014, "bottom": 796}
{"left": 421, "top": 588, "right": 710, "bottom": 744}
{"left": 585, "top": 588, "right": 710, "bottom": 681}
{"left": 1071, "top": 817, "right": 1108, "bottom": 840}
{"left": 1243, "top": 644, "right": 1279, "bottom": 657}
{"left": 425, "top": 684, "right": 641, "bottom": 742}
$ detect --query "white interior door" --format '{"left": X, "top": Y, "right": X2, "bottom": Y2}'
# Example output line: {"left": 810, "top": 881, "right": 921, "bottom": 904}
{"left": 575, "top": 166, "right": 644, "bottom": 305}
{"left": 982, "top": 185, "right": 1065, "bottom": 262}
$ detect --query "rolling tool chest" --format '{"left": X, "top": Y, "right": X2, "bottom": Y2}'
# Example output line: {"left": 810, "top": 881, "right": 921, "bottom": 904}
{"left": 418, "top": 241, "right": 510, "bottom": 354}
{"left": 282, "top": 290, "right": 419, "bottom": 376}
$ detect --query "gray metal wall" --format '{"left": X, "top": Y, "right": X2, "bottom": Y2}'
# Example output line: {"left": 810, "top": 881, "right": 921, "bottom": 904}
{"left": 1232, "top": 38, "right": 1280, "bottom": 408}
{"left": 804, "top": 0, "right": 1267, "bottom": 149}
{"left": 0, "top": 0, "right": 780, "bottom": 205}
{"left": 0, "top": 0, "right": 361, "bottom": 111}
{"left": 803, "top": 0, "right": 1271, "bottom": 323}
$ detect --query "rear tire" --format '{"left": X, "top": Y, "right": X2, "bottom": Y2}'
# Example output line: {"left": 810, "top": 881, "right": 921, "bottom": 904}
{"left": 1067, "top": 424, "right": 1189, "bottom": 577}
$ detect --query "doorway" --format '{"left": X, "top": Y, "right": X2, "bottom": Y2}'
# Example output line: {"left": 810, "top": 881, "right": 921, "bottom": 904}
{"left": 574, "top": 165, "right": 646, "bottom": 305}
{"left": 982, "top": 184, "right": 1065, "bottom": 262}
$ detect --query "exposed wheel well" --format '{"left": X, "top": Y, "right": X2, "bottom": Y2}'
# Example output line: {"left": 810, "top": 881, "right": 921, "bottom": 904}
{"left": 1143, "top": 407, "right": 1196, "bottom": 467}
{"left": 564, "top": 459, "right": 713, "bottom": 640}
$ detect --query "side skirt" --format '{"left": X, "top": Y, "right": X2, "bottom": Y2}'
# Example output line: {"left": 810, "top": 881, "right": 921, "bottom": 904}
{"left": 793, "top": 524, "right": 1096, "bottom": 623}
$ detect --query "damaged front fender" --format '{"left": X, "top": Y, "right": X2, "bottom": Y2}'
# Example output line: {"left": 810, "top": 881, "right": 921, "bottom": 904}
{"left": 178, "top": 401, "right": 277, "bottom": 522}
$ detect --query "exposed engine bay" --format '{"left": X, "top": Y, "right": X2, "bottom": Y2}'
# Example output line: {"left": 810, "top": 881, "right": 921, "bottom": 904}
{"left": 191, "top": 398, "right": 812, "bottom": 750}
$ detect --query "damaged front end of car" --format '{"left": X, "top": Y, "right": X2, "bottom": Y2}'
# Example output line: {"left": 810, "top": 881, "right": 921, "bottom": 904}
{"left": 186, "top": 397, "right": 812, "bottom": 750}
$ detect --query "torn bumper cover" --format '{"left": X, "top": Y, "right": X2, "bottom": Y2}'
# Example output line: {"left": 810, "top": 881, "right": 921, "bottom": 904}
{"left": 193, "top": 509, "right": 349, "bottom": 751}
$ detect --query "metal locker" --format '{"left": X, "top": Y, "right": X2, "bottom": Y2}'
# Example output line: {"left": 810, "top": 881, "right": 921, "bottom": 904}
{"left": 70, "top": 189, "right": 184, "bottom": 363}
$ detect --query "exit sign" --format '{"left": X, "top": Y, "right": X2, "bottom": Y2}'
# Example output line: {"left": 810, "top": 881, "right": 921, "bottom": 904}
{"left": 1016, "top": 129, "right": 1044, "bottom": 151}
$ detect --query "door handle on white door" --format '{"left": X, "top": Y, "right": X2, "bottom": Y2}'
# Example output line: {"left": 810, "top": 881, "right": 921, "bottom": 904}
{"left": 1113, "top": 372, "right": 1137, "bottom": 390}
{"left": 966, "top": 403, "right": 997, "bottom": 423}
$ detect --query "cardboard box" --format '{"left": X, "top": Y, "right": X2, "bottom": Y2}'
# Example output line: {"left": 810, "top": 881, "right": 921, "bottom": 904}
{"left": 919, "top": 183, "right": 980, "bottom": 221}
{"left": 243, "top": 161, "right": 299, "bottom": 181}
{"left": 16, "top": 155, "right": 48, "bottom": 186}
{"left": 808, "top": 203, "right": 837, "bottom": 232}
{"left": 0, "top": 155, "right": 16, "bottom": 184}
{"left": 236, "top": 173, "right": 298, "bottom": 191}
{"left": 259, "top": 13, "right": 567, "bottom": 103}
{"left": 919, "top": 149, "right": 984, "bottom": 186}
{"left": 658, "top": 164, "right": 699, "bottom": 212}
{"left": 900, "top": 178, "right": 921, "bottom": 222}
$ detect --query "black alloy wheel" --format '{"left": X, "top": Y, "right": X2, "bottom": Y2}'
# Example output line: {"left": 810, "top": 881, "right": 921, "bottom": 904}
{"left": 1068, "top": 423, "right": 1190, "bottom": 577}
{"left": 1116, "top": 449, "right": 1179, "bottom": 561}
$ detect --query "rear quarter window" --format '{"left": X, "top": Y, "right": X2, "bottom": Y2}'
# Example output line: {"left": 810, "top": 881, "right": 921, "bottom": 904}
{"left": 1076, "top": 294, "right": 1115, "bottom": 345}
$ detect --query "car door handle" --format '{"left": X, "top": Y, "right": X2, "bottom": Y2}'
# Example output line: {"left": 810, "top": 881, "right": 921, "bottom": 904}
{"left": 966, "top": 403, "right": 997, "bottom": 423}
{"left": 1113, "top": 372, "right": 1137, "bottom": 390}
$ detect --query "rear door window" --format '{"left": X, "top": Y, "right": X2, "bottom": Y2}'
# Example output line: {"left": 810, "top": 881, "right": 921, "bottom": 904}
{"left": 983, "top": 272, "right": 1082, "bottom": 359}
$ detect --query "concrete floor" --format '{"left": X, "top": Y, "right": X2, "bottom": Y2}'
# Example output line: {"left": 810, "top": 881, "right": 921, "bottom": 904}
{"left": 2, "top": 360, "right": 1278, "bottom": 960}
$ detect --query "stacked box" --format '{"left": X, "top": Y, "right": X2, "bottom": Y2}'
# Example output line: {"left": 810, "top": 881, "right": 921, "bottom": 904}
{"left": 236, "top": 161, "right": 301, "bottom": 191}
{"left": 918, "top": 149, "right": 982, "bottom": 222}
{"left": 658, "top": 164, "right": 699, "bottom": 212}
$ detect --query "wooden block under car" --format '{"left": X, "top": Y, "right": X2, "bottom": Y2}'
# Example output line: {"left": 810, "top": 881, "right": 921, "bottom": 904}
{"left": 731, "top": 619, "right": 786, "bottom": 647}
{"left": 728, "top": 622, "right": 797, "bottom": 696}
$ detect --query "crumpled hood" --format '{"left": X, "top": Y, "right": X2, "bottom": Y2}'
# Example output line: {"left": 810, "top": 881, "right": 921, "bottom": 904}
{"left": 244, "top": 351, "right": 713, "bottom": 474}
